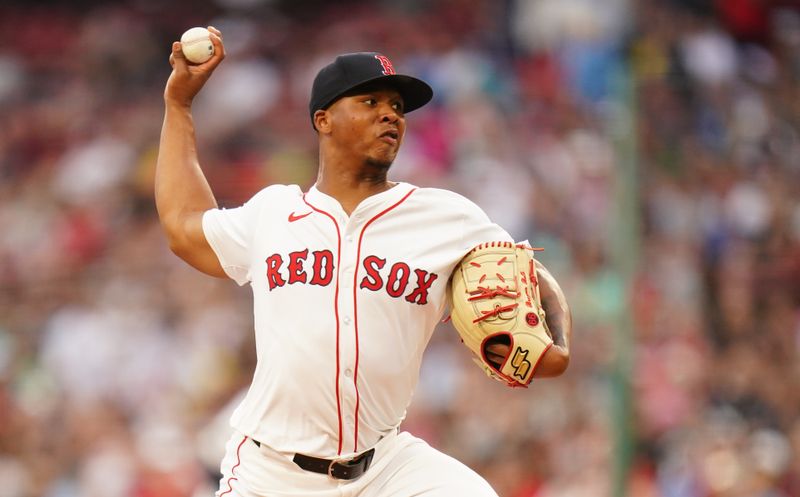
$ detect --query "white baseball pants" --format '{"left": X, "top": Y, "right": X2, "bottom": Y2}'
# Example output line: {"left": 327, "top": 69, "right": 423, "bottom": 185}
{"left": 215, "top": 429, "right": 498, "bottom": 497}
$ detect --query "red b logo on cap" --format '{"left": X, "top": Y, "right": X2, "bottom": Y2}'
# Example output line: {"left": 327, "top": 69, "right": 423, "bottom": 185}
{"left": 375, "top": 55, "right": 396, "bottom": 75}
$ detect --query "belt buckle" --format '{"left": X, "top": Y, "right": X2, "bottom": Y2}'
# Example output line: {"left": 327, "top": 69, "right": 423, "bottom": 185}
{"left": 327, "top": 455, "right": 355, "bottom": 480}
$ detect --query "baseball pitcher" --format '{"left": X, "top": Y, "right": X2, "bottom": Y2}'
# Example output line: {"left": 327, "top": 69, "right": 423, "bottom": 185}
{"left": 155, "top": 26, "right": 572, "bottom": 497}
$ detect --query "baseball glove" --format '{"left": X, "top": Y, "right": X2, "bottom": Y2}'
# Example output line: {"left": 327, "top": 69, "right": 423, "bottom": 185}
{"left": 448, "top": 242, "right": 553, "bottom": 387}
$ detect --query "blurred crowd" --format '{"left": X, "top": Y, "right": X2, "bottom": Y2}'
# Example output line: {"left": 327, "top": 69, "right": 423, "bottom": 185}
{"left": 1, "top": 0, "right": 799, "bottom": 496}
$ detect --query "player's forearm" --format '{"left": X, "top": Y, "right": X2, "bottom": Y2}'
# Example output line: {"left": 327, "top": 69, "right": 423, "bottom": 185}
{"left": 155, "top": 103, "right": 218, "bottom": 245}
{"left": 542, "top": 290, "right": 570, "bottom": 350}
{"left": 535, "top": 263, "right": 571, "bottom": 347}
{"left": 535, "top": 263, "right": 572, "bottom": 376}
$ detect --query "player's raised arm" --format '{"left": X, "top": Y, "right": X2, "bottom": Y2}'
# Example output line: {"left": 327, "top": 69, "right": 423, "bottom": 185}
{"left": 155, "top": 26, "right": 226, "bottom": 277}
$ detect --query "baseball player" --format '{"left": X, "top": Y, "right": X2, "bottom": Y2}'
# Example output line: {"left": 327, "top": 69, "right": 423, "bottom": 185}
{"left": 156, "top": 27, "right": 571, "bottom": 497}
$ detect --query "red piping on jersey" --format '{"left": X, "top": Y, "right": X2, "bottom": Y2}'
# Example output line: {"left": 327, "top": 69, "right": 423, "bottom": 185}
{"left": 218, "top": 435, "right": 248, "bottom": 496}
{"left": 352, "top": 187, "right": 417, "bottom": 452}
{"left": 303, "top": 194, "right": 345, "bottom": 455}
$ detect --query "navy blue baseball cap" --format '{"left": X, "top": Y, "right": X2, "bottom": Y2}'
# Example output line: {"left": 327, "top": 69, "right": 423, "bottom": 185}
{"left": 309, "top": 52, "right": 433, "bottom": 127}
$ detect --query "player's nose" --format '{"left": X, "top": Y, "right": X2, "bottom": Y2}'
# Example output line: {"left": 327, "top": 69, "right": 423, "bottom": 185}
{"left": 373, "top": 98, "right": 400, "bottom": 121}
{"left": 378, "top": 105, "right": 401, "bottom": 123}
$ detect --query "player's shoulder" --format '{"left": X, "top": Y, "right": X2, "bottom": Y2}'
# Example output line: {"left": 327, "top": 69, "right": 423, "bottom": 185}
{"left": 411, "top": 186, "right": 488, "bottom": 217}
{"left": 244, "top": 184, "right": 303, "bottom": 205}
{"left": 411, "top": 186, "right": 474, "bottom": 205}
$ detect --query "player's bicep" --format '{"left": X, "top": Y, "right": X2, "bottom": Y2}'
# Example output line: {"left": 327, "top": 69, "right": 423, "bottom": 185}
{"left": 171, "top": 211, "right": 227, "bottom": 278}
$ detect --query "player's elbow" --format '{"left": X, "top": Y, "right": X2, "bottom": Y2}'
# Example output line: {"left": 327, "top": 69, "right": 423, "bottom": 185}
{"left": 159, "top": 217, "right": 190, "bottom": 256}
{"left": 534, "top": 346, "right": 569, "bottom": 378}
{"left": 159, "top": 215, "right": 228, "bottom": 278}
{"left": 159, "top": 212, "right": 199, "bottom": 258}
{"left": 160, "top": 219, "right": 197, "bottom": 264}
{"left": 167, "top": 235, "right": 191, "bottom": 260}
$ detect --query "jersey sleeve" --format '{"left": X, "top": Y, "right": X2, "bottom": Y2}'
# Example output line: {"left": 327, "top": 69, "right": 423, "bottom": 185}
{"left": 458, "top": 196, "right": 514, "bottom": 252}
{"left": 202, "top": 188, "right": 271, "bottom": 285}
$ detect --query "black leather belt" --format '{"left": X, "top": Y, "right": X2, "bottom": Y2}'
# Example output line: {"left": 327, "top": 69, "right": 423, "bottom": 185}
{"left": 252, "top": 439, "right": 375, "bottom": 480}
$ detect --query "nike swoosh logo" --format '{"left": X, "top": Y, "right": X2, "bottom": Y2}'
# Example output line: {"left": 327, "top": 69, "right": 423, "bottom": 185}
{"left": 288, "top": 211, "right": 312, "bottom": 222}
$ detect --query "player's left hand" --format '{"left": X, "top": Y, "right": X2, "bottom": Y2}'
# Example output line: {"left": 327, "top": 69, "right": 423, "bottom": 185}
{"left": 449, "top": 244, "right": 572, "bottom": 387}
{"left": 449, "top": 244, "right": 555, "bottom": 387}
{"left": 483, "top": 263, "right": 570, "bottom": 374}
{"left": 484, "top": 343, "right": 508, "bottom": 368}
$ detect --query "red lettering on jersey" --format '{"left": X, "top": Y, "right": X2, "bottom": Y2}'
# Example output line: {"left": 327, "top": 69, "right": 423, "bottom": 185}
{"left": 265, "top": 254, "right": 286, "bottom": 290}
{"left": 287, "top": 249, "right": 309, "bottom": 284}
{"left": 386, "top": 262, "right": 411, "bottom": 297}
{"left": 309, "top": 250, "right": 334, "bottom": 286}
{"left": 374, "top": 54, "right": 396, "bottom": 75}
{"left": 267, "top": 249, "right": 437, "bottom": 304}
{"left": 360, "top": 255, "right": 386, "bottom": 291}
{"left": 405, "top": 269, "right": 438, "bottom": 305}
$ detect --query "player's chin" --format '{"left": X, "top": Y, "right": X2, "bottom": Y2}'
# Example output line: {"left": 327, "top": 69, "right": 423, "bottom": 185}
{"left": 365, "top": 152, "right": 396, "bottom": 170}
{"left": 374, "top": 140, "right": 400, "bottom": 158}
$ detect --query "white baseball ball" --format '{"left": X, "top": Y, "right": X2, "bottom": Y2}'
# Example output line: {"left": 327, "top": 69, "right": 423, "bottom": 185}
{"left": 180, "top": 27, "right": 214, "bottom": 64}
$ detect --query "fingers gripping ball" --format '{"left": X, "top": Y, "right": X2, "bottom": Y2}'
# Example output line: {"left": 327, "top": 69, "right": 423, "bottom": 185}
{"left": 448, "top": 242, "right": 553, "bottom": 387}
{"left": 180, "top": 27, "right": 214, "bottom": 64}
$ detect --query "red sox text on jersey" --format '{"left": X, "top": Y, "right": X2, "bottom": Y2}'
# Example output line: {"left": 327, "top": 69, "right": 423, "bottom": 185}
{"left": 264, "top": 250, "right": 439, "bottom": 305}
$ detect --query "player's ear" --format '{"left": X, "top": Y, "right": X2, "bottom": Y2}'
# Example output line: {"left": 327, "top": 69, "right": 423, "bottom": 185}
{"left": 314, "top": 109, "right": 332, "bottom": 134}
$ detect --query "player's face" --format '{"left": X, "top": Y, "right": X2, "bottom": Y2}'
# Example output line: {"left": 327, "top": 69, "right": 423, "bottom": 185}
{"left": 326, "top": 87, "right": 406, "bottom": 169}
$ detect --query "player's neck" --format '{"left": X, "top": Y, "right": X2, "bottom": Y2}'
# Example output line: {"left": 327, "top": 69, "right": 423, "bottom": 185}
{"left": 316, "top": 163, "right": 395, "bottom": 216}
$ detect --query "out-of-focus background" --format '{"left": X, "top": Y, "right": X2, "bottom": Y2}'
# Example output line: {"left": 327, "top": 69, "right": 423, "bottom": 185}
{"left": 1, "top": 0, "right": 799, "bottom": 496}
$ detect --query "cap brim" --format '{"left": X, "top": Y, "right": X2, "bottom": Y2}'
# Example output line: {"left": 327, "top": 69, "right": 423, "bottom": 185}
{"left": 328, "top": 74, "right": 433, "bottom": 114}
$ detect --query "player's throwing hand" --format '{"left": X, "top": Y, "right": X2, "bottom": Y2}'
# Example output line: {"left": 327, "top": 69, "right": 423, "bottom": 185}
{"left": 164, "top": 26, "right": 226, "bottom": 107}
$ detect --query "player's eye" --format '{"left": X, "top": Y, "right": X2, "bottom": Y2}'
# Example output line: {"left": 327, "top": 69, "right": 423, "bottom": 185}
{"left": 364, "top": 98, "right": 377, "bottom": 106}
{"left": 392, "top": 101, "right": 404, "bottom": 113}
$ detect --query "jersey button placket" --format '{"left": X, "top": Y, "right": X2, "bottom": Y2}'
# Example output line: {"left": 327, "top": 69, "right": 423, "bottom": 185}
{"left": 337, "top": 218, "right": 361, "bottom": 452}
{"left": 341, "top": 267, "right": 354, "bottom": 288}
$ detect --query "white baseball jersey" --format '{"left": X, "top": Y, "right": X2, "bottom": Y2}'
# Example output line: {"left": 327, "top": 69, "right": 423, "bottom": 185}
{"left": 203, "top": 182, "right": 512, "bottom": 459}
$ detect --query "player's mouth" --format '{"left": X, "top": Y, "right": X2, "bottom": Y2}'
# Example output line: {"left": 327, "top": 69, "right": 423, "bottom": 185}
{"left": 379, "top": 129, "right": 399, "bottom": 146}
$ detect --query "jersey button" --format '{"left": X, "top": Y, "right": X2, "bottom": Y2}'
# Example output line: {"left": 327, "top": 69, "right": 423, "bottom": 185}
{"left": 345, "top": 235, "right": 353, "bottom": 243}
{"left": 343, "top": 316, "right": 351, "bottom": 325}
{"left": 344, "top": 368, "right": 353, "bottom": 378}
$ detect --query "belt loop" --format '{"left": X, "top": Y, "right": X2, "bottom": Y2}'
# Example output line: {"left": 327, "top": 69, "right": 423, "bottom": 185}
{"left": 363, "top": 448, "right": 374, "bottom": 472}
